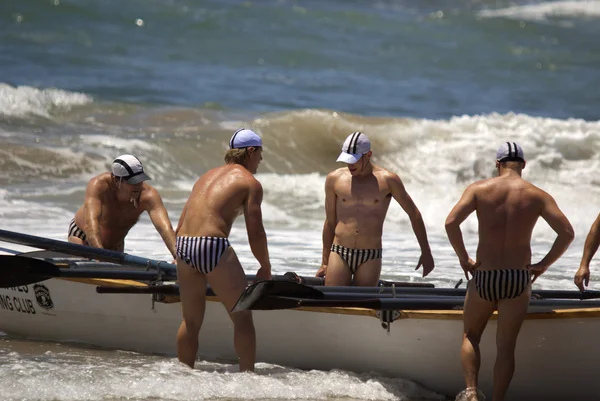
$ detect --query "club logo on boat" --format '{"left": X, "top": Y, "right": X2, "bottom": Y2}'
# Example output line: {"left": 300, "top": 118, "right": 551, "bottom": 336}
{"left": 34, "top": 284, "right": 54, "bottom": 310}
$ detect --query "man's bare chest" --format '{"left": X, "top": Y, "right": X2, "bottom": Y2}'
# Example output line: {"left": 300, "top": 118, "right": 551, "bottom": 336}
{"left": 100, "top": 202, "right": 143, "bottom": 228}
{"left": 335, "top": 181, "right": 391, "bottom": 207}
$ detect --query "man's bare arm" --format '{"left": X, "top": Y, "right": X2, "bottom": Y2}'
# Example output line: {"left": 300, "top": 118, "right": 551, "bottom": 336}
{"left": 445, "top": 184, "right": 478, "bottom": 266}
{"left": 574, "top": 213, "right": 600, "bottom": 291}
{"left": 175, "top": 200, "right": 189, "bottom": 236}
{"left": 579, "top": 214, "right": 600, "bottom": 269}
{"left": 529, "top": 193, "right": 574, "bottom": 281}
{"left": 388, "top": 173, "right": 434, "bottom": 276}
{"left": 388, "top": 174, "right": 430, "bottom": 252}
{"left": 82, "top": 178, "right": 106, "bottom": 249}
{"left": 146, "top": 187, "right": 177, "bottom": 259}
{"left": 244, "top": 180, "right": 271, "bottom": 274}
{"left": 317, "top": 173, "right": 337, "bottom": 277}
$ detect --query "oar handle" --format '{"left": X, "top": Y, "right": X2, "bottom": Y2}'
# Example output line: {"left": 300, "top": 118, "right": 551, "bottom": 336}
{"left": 96, "top": 285, "right": 180, "bottom": 295}
{"left": 0, "top": 229, "right": 175, "bottom": 272}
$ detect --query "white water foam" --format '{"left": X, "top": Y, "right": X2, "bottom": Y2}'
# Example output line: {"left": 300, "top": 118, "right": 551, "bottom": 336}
{"left": 364, "top": 112, "right": 600, "bottom": 239}
{"left": 0, "top": 345, "right": 446, "bottom": 401}
{"left": 477, "top": 0, "right": 600, "bottom": 22}
{"left": 81, "top": 134, "right": 157, "bottom": 153}
{"left": 0, "top": 83, "right": 92, "bottom": 118}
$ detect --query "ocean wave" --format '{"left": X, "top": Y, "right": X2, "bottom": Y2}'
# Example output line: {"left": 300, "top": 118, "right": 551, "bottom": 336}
{"left": 0, "top": 83, "right": 92, "bottom": 118}
{"left": 2, "top": 106, "right": 600, "bottom": 189}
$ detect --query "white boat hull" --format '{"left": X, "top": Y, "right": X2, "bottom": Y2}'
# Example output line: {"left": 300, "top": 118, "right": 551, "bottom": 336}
{"left": 1, "top": 278, "right": 599, "bottom": 401}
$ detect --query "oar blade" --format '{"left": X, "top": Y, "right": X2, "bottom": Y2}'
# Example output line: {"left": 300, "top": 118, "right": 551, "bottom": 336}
{"left": 0, "top": 255, "right": 60, "bottom": 287}
{"left": 232, "top": 280, "right": 324, "bottom": 312}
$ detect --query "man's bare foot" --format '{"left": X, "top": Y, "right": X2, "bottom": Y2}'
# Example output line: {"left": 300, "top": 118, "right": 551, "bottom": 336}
{"left": 455, "top": 387, "right": 486, "bottom": 401}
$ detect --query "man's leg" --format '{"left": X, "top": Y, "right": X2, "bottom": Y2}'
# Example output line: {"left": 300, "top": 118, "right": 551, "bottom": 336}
{"left": 492, "top": 285, "right": 531, "bottom": 401}
{"left": 461, "top": 281, "right": 495, "bottom": 398}
{"left": 176, "top": 258, "right": 207, "bottom": 368}
{"left": 324, "top": 251, "right": 352, "bottom": 286}
{"left": 206, "top": 247, "right": 256, "bottom": 372}
{"left": 352, "top": 258, "right": 382, "bottom": 287}
{"left": 67, "top": 236, "right": 86, "bottom": 245}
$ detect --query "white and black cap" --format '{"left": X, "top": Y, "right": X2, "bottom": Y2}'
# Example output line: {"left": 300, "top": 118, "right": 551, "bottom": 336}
{"left": 336, "top": 132, "right": 371, "bottom": 164}
{"left": 111, "top": 154, "right": 151, "bottom": 184}
{"left": 496, "top": 142, "right": 525, "bottom": 163}
{"left": 229, "top": 128, "right": 262, "bottom": 149}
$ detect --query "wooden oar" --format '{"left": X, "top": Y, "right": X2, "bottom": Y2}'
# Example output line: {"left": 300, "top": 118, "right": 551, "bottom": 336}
{"left": 279, "top": 271, "right": 434, "bottom": 288}
{"left": 0, "top": 229, "right": 176, "bottom": 272}
{"left": 96, "top": 284, "right": 182, "bottom": 295}
{"left": 94, "top": 284, "right": 465, "bottom": 303}
{"left": 314, "top": 285, "right": 600, "bottom": 300}
{"left": 0, "top": 256, "right": 177, "bottom": 288}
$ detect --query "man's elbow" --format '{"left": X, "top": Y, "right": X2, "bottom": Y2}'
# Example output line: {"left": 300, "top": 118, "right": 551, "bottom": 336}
{"left": 404, "top": 206, "right": 422, "bottom": 221}
{"left": 248, "top": 227, "right": 267, "bottom": 243}
{"left": 561, "top": 226, "right": 575, "bottom": 244}
{"left": 444, "top": 216, "right": 458, "bottom": 232}
{"left": 324, "top": 219, "right": 336, "bottom": 233}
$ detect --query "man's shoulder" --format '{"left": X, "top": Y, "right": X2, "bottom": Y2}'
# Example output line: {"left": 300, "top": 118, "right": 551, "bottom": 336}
{"left": 373, "top": 165, "right": 399, "bottom": 179}
{"left": 471, "top": 177, "right": 493, "bottom": 187}
{"left": 87, "top": 173, "right": 111, "bottom": 191}
{"left": 328, "top": 167, "right": 347, "bottom": 177}
{"left": 326, "top": 167, "right": 350, "bottom": 185}
{"left": 460, "top": 177, "right": 493, "bottom": 195}
{"left": 472, "top": 176, "right": 546, "bottom": 195}
{"left": 520, "top": 180, "right": 551, "bottom": 198}
{"left": 141, "top": 182, "right": 160, "bottom": 196}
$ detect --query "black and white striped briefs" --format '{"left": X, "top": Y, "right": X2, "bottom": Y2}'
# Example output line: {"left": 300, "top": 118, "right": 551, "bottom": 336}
{"left": 68, "top": 219, "right": 87, "bottom": 242}
{"left": 176, "top": 236, "right": 231, "bottom": 274}
{"left": 330, "top": 244, "right": 382, "bottom": 274}
{"left": 473, "top": 269, "right": 531, "bottom": 302}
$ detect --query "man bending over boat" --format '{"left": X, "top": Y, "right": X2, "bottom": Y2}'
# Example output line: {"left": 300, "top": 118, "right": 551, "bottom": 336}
{"left": 316, "top": 131, "right": 434, "bottom": 286}
{"left": 574, "top": 213, "right": 600, "bottom": 292}
{"left": 68, "top": 154, "right": 177, "bottom": 259}
{"left": 174, "top": 128, "right": 271, "bottom": 371}
{"left": 445, "top": 142, "right": 574, "bottom": 401}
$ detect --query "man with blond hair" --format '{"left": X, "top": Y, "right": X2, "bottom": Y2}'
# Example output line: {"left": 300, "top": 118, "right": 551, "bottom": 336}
{"left": 174, "top": 128, "right": 271, "bottom": 371}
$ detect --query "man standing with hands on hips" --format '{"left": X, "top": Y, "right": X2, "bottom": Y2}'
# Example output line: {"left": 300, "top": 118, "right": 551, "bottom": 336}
{"left": 445, "top": 142, "right": 574, "bottom": 401}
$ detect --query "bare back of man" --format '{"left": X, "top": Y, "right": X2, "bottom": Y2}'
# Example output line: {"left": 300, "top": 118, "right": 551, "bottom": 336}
{"left": 446, "top": 143, "right": 573, "bottom": 401}
{"left": 69, "top": 170, "right": 176, "bottom": 256}
{"left": 174, "top": 129, "right": 270, "bottom": 372}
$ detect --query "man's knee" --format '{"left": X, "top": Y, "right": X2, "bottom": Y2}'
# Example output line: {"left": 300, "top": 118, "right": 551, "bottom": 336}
{"left": 231, "top": 311, "right": 254, "bottom": 329}
{"left": 463, "top": 331, "right": 483, "bottom": 345}
{"left": 496, "top": 338, "right": 518, "bottom": 357}
{"left": 181, "top": 315, "right": 203, "bottom": 335}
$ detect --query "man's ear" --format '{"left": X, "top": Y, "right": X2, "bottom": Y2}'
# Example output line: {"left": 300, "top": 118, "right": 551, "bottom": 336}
{"left": 367, "top": 150, "right": 373, "bottom": 158}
